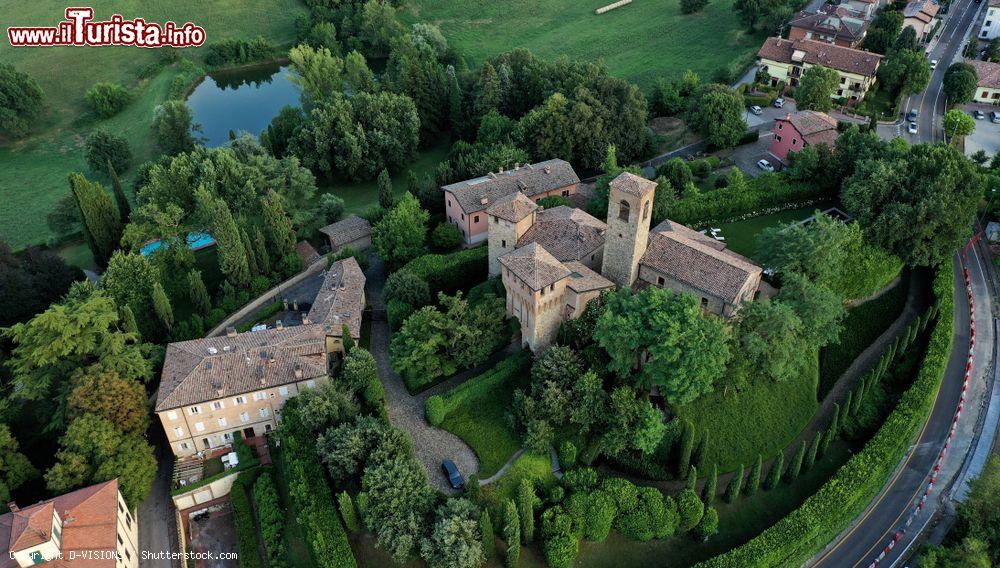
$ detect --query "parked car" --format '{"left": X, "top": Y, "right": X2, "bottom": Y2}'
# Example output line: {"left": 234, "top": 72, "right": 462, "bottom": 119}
{"left": 441, "top": 459, "right": 464, "bottom": 489}
{"left": 975, "top": 109, "right": 986, "bottom": 120}
{"left": 930, "top": 59, "right": 938, "bottom": 70}
{"left": 993, "top": 111, "right": 1000, "bottom": 124}
{"left": 907, "top": 108, "right": 919, "bottom": 121}
{"left": 773, "top": 97, "right": 785, "bottom": 108}
{"left": 756, "top": 159, "right": 775, "bottom": 172}
{"left": 907, "top": 121, "right": 918, "bottom": 135}
{"left": 750, "top": 105, "right": 763, "bottom": 115}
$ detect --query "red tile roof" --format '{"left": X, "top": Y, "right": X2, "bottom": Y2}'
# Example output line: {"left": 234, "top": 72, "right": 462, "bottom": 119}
{"left": 758, "top": 37, "right": 882, "bottom": 77}
{"left": 779, "top": 110, "right": 841, "bottom": 146}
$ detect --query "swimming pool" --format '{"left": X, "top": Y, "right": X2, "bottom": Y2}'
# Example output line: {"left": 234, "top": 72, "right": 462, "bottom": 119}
{"left": 140, "top": 232, "right": 216, "bottom": 257}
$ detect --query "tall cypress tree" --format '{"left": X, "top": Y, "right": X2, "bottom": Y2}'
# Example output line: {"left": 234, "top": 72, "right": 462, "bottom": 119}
{"left": 377, "top": 168, "right": 395, "bottom": 210}
{"left": 830, "top": 402, "right": 841, "bottom": 437}
{"left": 107, "top": 160, "right": 131, "bottom": 225}
{"left": 119, "top": 304, "right": 139, "bottom": 337}
{"left": 745, "top": 454, "right": 762, "bottom": 497}
{"left": 503, "top": 499, "right": 520, "bottom": 568}
{"left": 252, "top": 226, "right": 272, "bottom": 275}
{"left": 677, "top": 419, "right": 695, "bottom": 476}
{"left": 261, "top": 190, "right": 296, "bottom": 259}
{"left": 239, "top": 227, "right": 259, "bottom": 277}
{"left": 446, "top": 64, "right": 463, "bottom": 131}
{"left": 702, "top": 464, "right": 718, "bottom": 505}
{"left": 693, "top": 428, "right": 709, "bottom": 472}
{"left": 851, "top": 385, "right": 864, "bottom": 416}
{"left": 68, "top": 172, "right": 122, "bottom": 266}
{"left": 480, "top": 509, "right": 495, "bottom": 560}
{"left": 804, "top": 431, "right": 822, "bottom": 472}
{"left": 764, "top": 451, "right": 784, "bottom": 490}
{"left": 188, "top": 270, "right": 211, "bottom": 316}
{"left": 198, "top": 188, "right": 249, "bottom": 287}
{"left": 843, "top": 390, "right": 854, "bottom": 422}
{"left": 686, "top": 465, "right": 698, "bottom": 491}
{"left": 786, "top": 441, "right": 806, "bottom": 483}
{"left": 152, "top": 281, "right": 174, "bottom": 330}
{"left": 342, "top": 323, "right": 355, "bottom": 353}
{"left": 337, "top": 491, "right": 360, "bottom": 533}
{"left": 724, "top": 464, "right": 744, "bottom": 503}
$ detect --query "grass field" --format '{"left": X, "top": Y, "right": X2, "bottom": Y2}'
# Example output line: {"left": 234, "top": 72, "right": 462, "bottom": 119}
{"left": 717, "top": 201, "right": 839, "bottom": 261}
{"left": 675, "top": 354, "right": 819, "bottom": 473}
{"left": 0, "top": 1, "right": 307, "bottom": 250}
{"left": 403, "top": 0, "right": 763, "bottom": 89}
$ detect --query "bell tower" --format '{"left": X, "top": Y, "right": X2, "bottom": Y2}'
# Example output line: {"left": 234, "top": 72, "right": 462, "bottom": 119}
{"left": 601, "top": 172, "right": 656, "bottom": 288}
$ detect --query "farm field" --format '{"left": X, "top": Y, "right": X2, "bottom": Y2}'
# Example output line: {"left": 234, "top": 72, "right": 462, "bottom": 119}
{"left": 403, "top": 0, "right": 763, "bottom": 89}
{"left": 0, "top": 0, "right": 307, "bottom": 250}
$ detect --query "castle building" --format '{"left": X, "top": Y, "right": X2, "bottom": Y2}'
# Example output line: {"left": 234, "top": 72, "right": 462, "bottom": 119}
{"left": 491, "top": 171, "right": 763, "bottom": 351}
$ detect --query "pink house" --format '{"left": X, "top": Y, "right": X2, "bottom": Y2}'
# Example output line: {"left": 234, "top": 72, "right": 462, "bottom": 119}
{"left": 442, "top": 159, "right": 580, "bottom": 245}
{"left": 769, "top": 110, "right": 840, "bottom": 163}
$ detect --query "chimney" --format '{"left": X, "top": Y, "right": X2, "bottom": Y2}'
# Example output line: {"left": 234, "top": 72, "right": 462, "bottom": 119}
{"left": 276, "top": 320, "right": 284, "bottom": 331}
{"left": 544, "top": 166, "right": 551, "bottom": 174}
{"left": 302, "top": 313, "right": 311, "bottom": 325}
{"left": 226, "top": 327, "right": 237, "bottom": 338}
{"left": 6, "top": 502, "right": 17, "bottom": 513}
{"left": 294, "top": 363, "right": 303, "bottom": 379}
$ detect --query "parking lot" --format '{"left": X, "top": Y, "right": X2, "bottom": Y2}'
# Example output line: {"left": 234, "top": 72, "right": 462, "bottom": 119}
{"left": 728, "top": 132, "right": 778, "bottom": 178}
{"left": 961, "top": 103, "right": 1000, "bottom": 158}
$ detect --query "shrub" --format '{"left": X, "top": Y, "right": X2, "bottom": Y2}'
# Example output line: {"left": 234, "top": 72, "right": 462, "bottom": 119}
{"left": 503, "top": 499, "right": 520, "bottom": 568}
{"left": 537, "top": 195, "right": 572, "bottom": 208}
{"left": 86, "top": 82, "right": 131, "bottom": 117}
{"left": 601, "top": 477, "right": 639, "bottom": 513}
{"left": 431, "top": 223, "right": 464, "bottom": 251}
{"left": 764, "top": 451, "right": 784, "bottom": 491}
{"left": 385, "top": 270, "right": 431, "bottom": 307}
{"left": 84, "top": 130, "right": 132, "bottom": 176}
{"left": 694, "top": 507, "right": 719, "bottom": 541}
{"left": 540, "top": 507, "right": 579, "bottom": 568}
{"left": 702, "top": 464, "right": 718, "bottom": 504}
{"left": 230, "top": 478, "right": 264, "bottom": 568}
{"left": 480, "top": 509, "right": 495, "bottom": 559}
{"left": 562, "top": 468, "right": 600, "bottom": 493}
{"left": 559, "top": 441, "right": 578, "bottom": 469}
{"left": 386, "top": 298, "right": 415, "bottom": 332}
{"left": 724, "top": 464, "right": 744, "bottom": 503}
{"left": 667, "top": 175, "right": 831, "bottom": 227}
{"left": 785, "top": 441, "right": 806, "bottom": 483}
{"left": 583, "top": 490, "right": 617, "bottom": 541}
{"left": 677, "top": 489, "right": 704, "bottom": 532}
{"left": 253, "top": 472, "right": 286, "bottom": 567}
{"left": 804, "top": 431, "right": 822, "bottom": 472}
{"left": 518, "top": 479, "right": 539, "bottom": 543}
{"left": 700, "top": 266, "right": 954, "bottom": 567}
{"left": 338, "top": 491, "right": 361, "bottom": 533}
{"left": 400, "top": 246, "right": 488, "bottom": 297}
{"left": 745, "top": 455, "right": 762, "bottom": 497}
{"left": 425, "top": 395, "right": 445, "bottom": 426}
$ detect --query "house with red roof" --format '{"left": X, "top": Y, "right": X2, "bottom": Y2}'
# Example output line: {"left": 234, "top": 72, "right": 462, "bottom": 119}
{"left": 769, "top": 110, "right": 841, "bottom": 163}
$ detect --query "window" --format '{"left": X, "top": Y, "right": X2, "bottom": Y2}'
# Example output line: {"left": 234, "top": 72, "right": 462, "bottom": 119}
{"left": 195, "top": 422, "right": 205, "bottom": 432}
{"left": 657, "top": 276, "right": 665, "bottom": 286}
{"left": 174, "top": 427, "right": 184, "bottom": 437}
{"left": 278, "top": 386, "right": 289, "bottom": 397}
{"left": 461, "top": 213, "right": 465, "bottom": 220}
{"left": 984, "top": 91, "right": 991, "bottom": 98}
{"left": 180, "top": 442, "right": 189, "bottom": 450}
{"left": 777, "top": 123, "right": 783, "bottom": 130}
{"left": 474, "top": 215, "right": 480, "bottom": 223}
{"left": 189, "top": 406, "right": 201, "bottom": 414}
{"left": 241, "top": 412, "right": 250, "bottom": 423}
{"left": 701, "top": 297, "right": 709, "bottom": 309}
{"left": 541, "top": 287, "right": 546, "bottom": 296}
{"left": 234, "top": 396, "right": 246, "bottom": 405}
{"left": 840, "top": 77, "right": 847, "bottom": 84}
{"left": 253, "top": 392, "right": 265, "bottom": 401}
{"left": 550, "top": 284, "right": 554, "bottom": 292}
{"left": 561, "top": 190, "right": 569, "bottom": 197}
{"left": 618, "top": 200, "right": 630, "bottom": 222}
{"left": 117, "top": 535, "right": 123, "bottom": 546}
{"left": 501, "top": 239, "right": 506, "bottom": 248}
{"left": 260, "top": 408, "right": 271, "bottom": 418}
{"left": 775, "top": 135, "right": 782, "bottom": 142}
{"left": 447, "top": 199, "right": 451, "bottom": 207}
{"left": 222, "top": 432, "right": 233, "bottom": 441}
{"left": 643, "top": 201, "right": 650, "bottom": 220}
{"left": 212, "top": 401, "right": 223, "bottom": 410}
{"left": 167, "top": 410, "right": 178, "bottom": 420}
{"left": 218, "top": 417, "right": 228, "bottom": 427}
{"left": 792, "top": 138, "right": 798, "bottom": 145}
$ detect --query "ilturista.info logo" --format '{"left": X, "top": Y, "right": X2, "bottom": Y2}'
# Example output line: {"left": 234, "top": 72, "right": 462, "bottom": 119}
{"left": 7, "top": 7, "right": 205, "bottom": 48}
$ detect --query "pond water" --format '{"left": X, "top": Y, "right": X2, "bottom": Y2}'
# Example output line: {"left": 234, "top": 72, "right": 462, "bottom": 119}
{"left": 186, "top": 62, "right": 301, "bottom": 147}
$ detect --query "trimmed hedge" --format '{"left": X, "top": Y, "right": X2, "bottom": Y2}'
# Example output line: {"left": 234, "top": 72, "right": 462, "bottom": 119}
{"left": 280, "top": 405, "right": 357, "bottom": 568}
{"left": 698, "top": 264, "right": 954, "bottom": 567}
{"left": 669, "top": 174, "right": 831, "bottom": 227}
{"left": 252, "top": 472, "right": 286, "bottom": 568}
{"left": 399, "top": 246, "right": 488, "bottom": 297}
{"left": 231, "top": 472, "right": 264, "bottom": 568}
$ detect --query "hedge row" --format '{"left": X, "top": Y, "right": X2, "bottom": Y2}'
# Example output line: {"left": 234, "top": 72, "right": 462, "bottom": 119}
{"left": 670, "top": 175, "right": 832, "bottom": 227}
{"left": 253, "top": 472, "right": 287, "bottom": 568}
{"left": 280, "top": 407, "right": 357, "bottom": 568}
{"left": 231, "top": 472, "right": 264, "bottom": 568}
{"left": 399, "top": 246, "right": 488, "bottom": 297}
{"left": 698, "top": 264, "right": 954, "bottom": 567}
{"left": 428, "top": 351, "right": 532, "bottom": 420}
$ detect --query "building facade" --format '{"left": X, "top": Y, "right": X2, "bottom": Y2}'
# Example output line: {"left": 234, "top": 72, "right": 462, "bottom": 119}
{"left": 902, "top": 0, "right": 940, "bottom": 42}
{"left": 769, "top": 110, "right": 840, "bottom": 162}
{"left": 980, "top": 0, "right": 1000, "bottom": 40}
{"left": 968, "top": 60, "right": 1000, "bottom": 104}
{"left": 757, "top": 37, "right": 883, "bottom": 103}
{"left": 156, "top": 257, "right": 366, "bottom": 458}
{"left": 1, "top": 479, "right": 138, "bottom": 568}
{"left": 787, "top": 6, "right": 869, "bottom": 48}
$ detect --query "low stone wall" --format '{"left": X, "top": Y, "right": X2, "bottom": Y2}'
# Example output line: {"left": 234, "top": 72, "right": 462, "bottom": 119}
{"left": 172, "top": 471, "right": 241, "bottom": 511}
{"left": 205, "top": 258, "right": 328, "bottom": 337}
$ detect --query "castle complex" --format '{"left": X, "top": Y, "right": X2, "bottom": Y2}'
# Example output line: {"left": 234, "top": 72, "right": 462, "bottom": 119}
{"left": 477, "top": 170, "right": 763, "bottom": 351}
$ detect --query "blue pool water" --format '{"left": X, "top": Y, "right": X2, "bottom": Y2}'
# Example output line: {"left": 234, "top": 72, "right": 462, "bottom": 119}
{"left": 140, "top": 232, "right": 216, "bottom": 257}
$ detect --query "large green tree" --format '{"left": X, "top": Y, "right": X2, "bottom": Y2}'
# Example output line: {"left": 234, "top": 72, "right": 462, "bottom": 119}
{"left": 151, "top": 100, "right": 198, "bottom": 156}
{"left": 196, "top": 188, "right": 250, "bottom": 286}
{"left": 69, "top": 173, "right": 122, "bottom": 267}
{"left": 943, "top": 62, "right": 979, "bottom": 105}
{"left": 0, "top": 425, "right": 37, "bottom": 505}
{"left": 687, "top": 84, "right": 747, "bottom": 149}
{"left": 594, "top": 287, "right": 730, "bottom": 405}
{"left": 0, "top": 63, "right": 44, "bottom": 138}
{"left": 879, "top": 48, "right": 931, "bottom": 96}
{"left": 734, "top": 299, "right": 808, "bottom": 383}
{"left": 796, "top": 65, "right": 840, "bottom": 111}
{"left": 944, "top": 109, "right": 976, "bottom": 139}
{"left": 373, "top": 192, "right": 429, "bottom": 269}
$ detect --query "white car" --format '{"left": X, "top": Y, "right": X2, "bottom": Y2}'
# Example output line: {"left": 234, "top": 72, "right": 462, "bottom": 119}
{"left": 907, "top": 121, "right": 918, "bottom": 135}
{"left": 750, "top": 105, "right": 763, "bottom": 115}
{"left": 773, "top": 97, "right": 785, "bottom": 108}
{"left": 930, "top": 59, "right": 938, "bottom": 70}
{"left": 757, "top": 159, "right": 775, "bottom": 172}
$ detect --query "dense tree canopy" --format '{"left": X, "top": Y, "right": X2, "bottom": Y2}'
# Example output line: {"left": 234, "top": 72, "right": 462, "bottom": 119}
{"left": 0, "top": 241, "right": 80, "bottom": 327}
{"left": 0, "top": 63, "right": 44, "bottom": 138}
{"left": 152, "top": 100, "right": 198, "bottom": 156}
{"left": 796, "top": 66, "right": 840, "bottom": 111}
{"left": 943, "top": 63, "right": 979, "bottom": 105}
{"left": 686, "top": 84, "right": 747, "bottom": 149}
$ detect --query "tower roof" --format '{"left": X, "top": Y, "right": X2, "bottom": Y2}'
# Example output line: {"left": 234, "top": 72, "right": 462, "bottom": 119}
{"left": 486, "top": 192, "right": 538, "bottom": 223}
{"left": 517, "top": 206, "right": 607, "bottom": 262}
{"left": 498, "top": 242, "right": 570, "bottom": 290}
{"left": 609, "top": 172, "right": 657, "bottom": 198}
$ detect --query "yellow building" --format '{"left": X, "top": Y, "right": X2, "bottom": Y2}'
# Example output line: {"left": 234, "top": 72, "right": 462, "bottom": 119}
{"left": 968, "top": 60, "right": 1000, "bottom": 105}
{"left": 155, "top": 257, "right": 365, "bottom": 458}
{"left": 757, "top": 37, "right": 883, "bottom": 104}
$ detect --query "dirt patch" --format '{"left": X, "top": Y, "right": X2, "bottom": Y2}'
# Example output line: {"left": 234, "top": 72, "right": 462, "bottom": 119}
{"left": 649, "top": 116, "right": 686, "bottom": 137}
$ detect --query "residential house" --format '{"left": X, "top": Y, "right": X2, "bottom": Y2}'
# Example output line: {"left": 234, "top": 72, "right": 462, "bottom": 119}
{"left": 787, "top": 5, "right": 870, "bottom": 48}
{"left": 968, "top": 60, "right": 1000, "bottom": 104}
{"left": 769, "top": 110, "right": 841, "bottom": 162}
{"left": 492, "top": 171, "right": 762, "bottom": 351}
{"left": 319, "top": 215, "right": 372, "bottom": 254}
{"left": 757, "top": 37, "right": 883, "bottom": 104}
{"left": 842, "top": 0, "right": 881, "bottom": 19}
{"left": 156, "top": 257, "right": 366, "bottom": 457}
{"left": 442, "top": 159, "right": 580, "bottom": 245}
{"left": 1, "top": 479, "right": 138, "bottom": 568}
{"left": 980, "top": 0, "right": 1000, "bottom": 39}
{"left": 902, "top": 0, "right": 940, "bottom": 42}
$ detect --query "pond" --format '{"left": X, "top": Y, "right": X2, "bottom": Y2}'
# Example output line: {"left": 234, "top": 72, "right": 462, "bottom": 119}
{"left": 186, "top": 62, "right": 301, "bottom": 147}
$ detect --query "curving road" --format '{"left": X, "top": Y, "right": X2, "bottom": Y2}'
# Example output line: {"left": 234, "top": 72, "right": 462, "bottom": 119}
{"left": 808, "top": 243, "right": 994, "bottom": 568}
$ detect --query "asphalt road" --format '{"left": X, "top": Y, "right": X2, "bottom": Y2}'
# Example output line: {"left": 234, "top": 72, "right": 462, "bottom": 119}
{"left": 810, "top": 246, "right": 991, "bottom": 568}
{"left": 900, "top": 0, "right": 985, "bottom": 143}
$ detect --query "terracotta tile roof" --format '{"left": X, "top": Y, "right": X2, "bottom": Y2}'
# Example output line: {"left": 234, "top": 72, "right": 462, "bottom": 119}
{"left": 2, "top": 480, "right": 123, "bottom": 568}
{"left": 154, "top": 325, "right": 329, "bottom": 411}
{"left": 517, "top": 206, "right": 607, "bottom": 262}
{"left": 609, "top": 172, "right": 657, "bottom": 198}
{"left": 296, "top": 240, "right": 321, "bottom": 265}
{"left": 563, "top": 261, "right": 615, "bottom": 293}
{"left": 780, "top": 110, "right": 841, "bottom": 146}
{"left": 968, "top": 60, "right": 1000, "bottom": 89}
{"left": 319, "top": 215, "right": 371, "bottom": 248}
{"left": 486, "top": 192, "right": 539, "bottom": 223}
{"left": 499, "top": 242, "right": 571, "bottom": 291}
{"left": 758, "top": 37, "right": 883, "bottom": 77}
{"left": 442, "top": 159, "right": 580, "bottom": 214}
{"left": 650, "top": 219, "right": 726, "bottom": 251}
{"left": 306, "top": 257, "right": 366, "bottom": 338}
{"left": 641, "top": 220, "right": 762, "bottom": 303}
{"left": 788, "top": 6, "right": 869, "bottom": 43}
{"left": 903, "top": 0, "right": 939, "bottom": 23}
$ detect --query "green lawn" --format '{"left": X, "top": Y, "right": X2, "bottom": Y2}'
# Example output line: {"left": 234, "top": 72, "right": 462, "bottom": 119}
{"left": 818, "top": 272, "right": 911, "bottom": 399}
{"left": 403, "top": 0, "right": 763, "bottom": 89}
{"left": 716, "top": 201, "right": 839, "bottom": 261}
{"left": 0, "top": 0, "right": 307, "bottom": 250}
{"left": 674, "top": 354, "right": 819, "bottom": 474}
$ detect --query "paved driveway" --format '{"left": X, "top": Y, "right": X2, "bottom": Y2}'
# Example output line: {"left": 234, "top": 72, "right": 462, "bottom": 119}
{"left": 138, "top": 429, "right": 179, "bottom": 567}
{"left": 729, "top": 132, "right": 778, "bottom": 177}
{"left": 960, "top": 104, "right": 1000, "bottom": 157}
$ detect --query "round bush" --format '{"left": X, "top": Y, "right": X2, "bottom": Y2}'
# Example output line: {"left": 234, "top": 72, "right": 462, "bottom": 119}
{"left": 431, "top": 222, "right": 464, "bottom": 251}
{"left": 86, "top": 82, "right": 132, "bottom": 118}
{"left": 425, "top": 395, "right": 445, "bottom": 426}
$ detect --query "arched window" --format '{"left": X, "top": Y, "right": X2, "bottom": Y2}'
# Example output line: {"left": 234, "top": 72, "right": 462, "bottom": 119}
{"left": 643, "top": 201, "right": 650, "bottom": 220}
{"left": 618, "top": 200, "right": 630, "bottom": 222}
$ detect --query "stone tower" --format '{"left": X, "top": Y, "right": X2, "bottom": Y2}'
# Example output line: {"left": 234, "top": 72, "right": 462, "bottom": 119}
{"left": 486, "top": 192, "right": 539, "bottom": 277}
{"left": 601, "top": 172, "right": 657, "bottom": 288}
